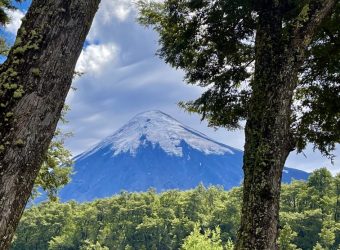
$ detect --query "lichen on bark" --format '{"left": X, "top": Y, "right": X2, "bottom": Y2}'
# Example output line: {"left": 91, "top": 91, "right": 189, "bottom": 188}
{"left": 0, "top": 0, "right": 101, "bottom": 249}
{"left": 0, "top": 25, "right": 44, "bottom": 153}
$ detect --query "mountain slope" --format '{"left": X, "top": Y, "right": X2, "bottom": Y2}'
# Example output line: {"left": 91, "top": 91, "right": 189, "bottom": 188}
{"left": 59, "top": 110, "right": 309, "bottom": 202}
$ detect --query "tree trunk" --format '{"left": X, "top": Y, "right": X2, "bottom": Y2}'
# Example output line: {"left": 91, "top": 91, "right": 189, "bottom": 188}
{"left": 235, "top": 4, "right": 297, "bottom": 250}
{"left": 235, "top": 0, "right": 336, "bottom": 249}
{"left": 0, "top": 0, "right": 100, "bottom": 248}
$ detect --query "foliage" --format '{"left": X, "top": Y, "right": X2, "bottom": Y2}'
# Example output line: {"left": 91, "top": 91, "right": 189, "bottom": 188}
{"left": 313, "top": 242, "right": 325, "bottom": 250}
{"left": 12, "top": 168, "right": 340, "bottom": 250}
{"left": 32, "top": 105, "right": 73, "bottom": 201}
{"left": 32, "top": 127, "right": 73, "bottom": 200}
{"left": 280, "top": 169, "right": 340, "bottom": 250}
{"left": 0, "top": 37, "right": 9, "bottom": 55}
{"left": 0, "top": 0, "right": 24, "bottom": 25}
{"left": 181, "top": 224, "right": 223, "bottom": 250}
{"left": 318, "top": 219, "right": 336, "bottom": 249}
{"left": 224, "top": 238, "right": 234, "bottom": 250}
{"left": 137, "top": 0, "right": 339, "bottom": 156}
{"left": 138, "top": 0, "right": 254, "bottom": 130}
{"left": 0, "top": 0, "right": 24, "bottom": 55}
{"left": 79, "top": 240, "right": 109, "bottom": 250}
{"left": 277, "top": 224, "right": 301, "bottom": 250}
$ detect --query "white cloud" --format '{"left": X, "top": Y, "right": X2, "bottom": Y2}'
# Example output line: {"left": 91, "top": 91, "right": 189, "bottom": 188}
{"left": 5, "top": 9, "right": 25, "bottom": 35}
{"left": 76, "top": 43, "right": 118, "bottom": 74}
{"left": 100, "top": 0, "right": 134, "bottom": 22}
{"left": 113, "top": 2, "right": 133, "bottom": 21}
{"left": 87, "top": 0, "right": 135, "bottom": 41}
{"left": 62, "top": 0, "right": 339, "bottom": 174}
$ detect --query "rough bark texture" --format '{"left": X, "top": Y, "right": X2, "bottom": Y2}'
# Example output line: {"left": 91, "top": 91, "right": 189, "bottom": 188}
{"left": 235, "top": 0, "right": 336, "bottom": 249}
{"left": 0, "top": 0, "right": 100, "bottom": 248}
{"left": 236, "top": 12, "right": 294, "bottom": 250}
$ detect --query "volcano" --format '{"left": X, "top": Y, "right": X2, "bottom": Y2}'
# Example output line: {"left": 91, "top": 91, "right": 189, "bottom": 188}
{"left": 59, "top": 110, "right": 309, "bottom": 202}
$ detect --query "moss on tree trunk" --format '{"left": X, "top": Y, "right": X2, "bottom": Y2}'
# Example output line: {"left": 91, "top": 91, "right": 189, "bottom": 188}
{"left": 0, "top": 0, "right": 100, "bottom": 248}
{"left": 235, "top": 1, "right": 336, "bottom": 248}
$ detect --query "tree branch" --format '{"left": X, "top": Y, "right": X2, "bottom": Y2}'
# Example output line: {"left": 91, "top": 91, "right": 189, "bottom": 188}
{"left": 290, "top": 0, "right": 336, "bottom": 56}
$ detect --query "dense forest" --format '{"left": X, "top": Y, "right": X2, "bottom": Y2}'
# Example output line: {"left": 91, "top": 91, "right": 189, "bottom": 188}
{"left": 11, "top": 168, "right": 340, "bottom": 250}
{"left": 0, "top": 0, "right": 337, "bottom": 248}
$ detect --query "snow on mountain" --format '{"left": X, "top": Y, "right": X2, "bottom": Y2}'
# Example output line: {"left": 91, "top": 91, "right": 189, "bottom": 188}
{"left": 77, "top": 110, "right": 235, "bottom": 159}
{"left": 59, "top": 110, "right": 309, "bottom": 202}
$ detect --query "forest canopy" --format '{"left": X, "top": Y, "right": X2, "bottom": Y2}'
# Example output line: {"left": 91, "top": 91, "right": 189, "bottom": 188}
{"left": 13, "top": 168, "right": 340, "bottom": 250}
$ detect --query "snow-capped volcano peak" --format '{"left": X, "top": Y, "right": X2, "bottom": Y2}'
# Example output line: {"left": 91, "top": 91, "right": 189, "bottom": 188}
{"left": 79, "top": 110, "right": 235, "bottom": 158}
{"left": 61, "top": 110, "right": 309, "bottom": 202}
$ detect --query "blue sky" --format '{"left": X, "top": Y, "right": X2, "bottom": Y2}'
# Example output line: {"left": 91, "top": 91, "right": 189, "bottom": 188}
{"left": 4, "top": 0, "right": 339, "bottom": 174}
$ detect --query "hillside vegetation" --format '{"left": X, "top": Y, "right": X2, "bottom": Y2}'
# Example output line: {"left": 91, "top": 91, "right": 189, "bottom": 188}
{"left": 12, "top": 168, "right": 340, "bottom": 250}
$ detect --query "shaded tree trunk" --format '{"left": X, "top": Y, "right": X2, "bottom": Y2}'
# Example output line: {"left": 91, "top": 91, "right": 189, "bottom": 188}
{"left": 236, "top": 7, "right": 294, "bottom": 250}
{"left": 235, "top": 0, "right": 336, "bottom": 249}
{"left": 0, "top": 0, "right": 100, "bottom": 248}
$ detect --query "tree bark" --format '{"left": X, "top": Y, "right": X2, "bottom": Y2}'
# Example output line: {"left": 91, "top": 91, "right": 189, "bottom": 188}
{"left": 0, "top": 0, "right": 100, "bottom": 248}
{"left": 235, "top": 0, "right": 336, "bottom": 249}
{"left": 236, "top": 6, "right": 293, "bottom": 250}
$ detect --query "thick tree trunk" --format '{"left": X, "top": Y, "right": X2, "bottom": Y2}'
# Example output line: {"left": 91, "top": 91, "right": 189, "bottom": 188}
{"left": 235, "top": 7, "right": 295, "bottom": 249}
{"left": 0, "top": 0, "right": 100, "bottom": 248}
{"left": 235, "top": 1, "right": 336, "bottom": 249}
